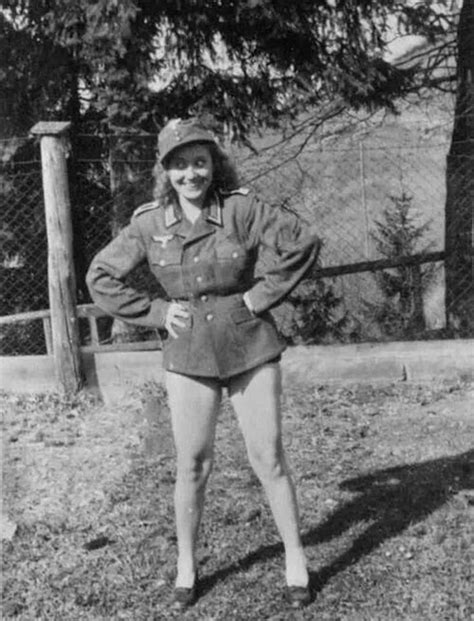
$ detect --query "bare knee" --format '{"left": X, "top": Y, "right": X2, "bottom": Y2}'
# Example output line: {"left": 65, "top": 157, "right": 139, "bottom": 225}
{"left": 248, "top": 445, "right": 286, "bottom": 483}
{"left": 177, "top": 450, "right": 214, "bottom": 486}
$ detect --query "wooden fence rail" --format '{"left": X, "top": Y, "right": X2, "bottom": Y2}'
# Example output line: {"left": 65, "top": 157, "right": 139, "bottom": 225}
{"left": 316, "top": 250, "right": 446, "bottom": 278}
{"left": 0, "top": 304, "right": 162, "bottom": 354}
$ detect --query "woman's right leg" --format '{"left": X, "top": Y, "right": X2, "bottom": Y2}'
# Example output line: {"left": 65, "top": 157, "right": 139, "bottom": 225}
{"left": 165, "top": 371, "right": 221, "bottom": 588}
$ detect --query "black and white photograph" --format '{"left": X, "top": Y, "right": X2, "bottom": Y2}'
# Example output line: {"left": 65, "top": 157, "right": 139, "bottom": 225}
{"left": 1, "top": 1, "right": 473, "bottom": 619}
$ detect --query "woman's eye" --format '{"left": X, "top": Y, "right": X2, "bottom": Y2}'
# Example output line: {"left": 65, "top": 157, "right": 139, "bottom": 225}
{"left": 170, "top": 155, "right": 209, "bottom": 170}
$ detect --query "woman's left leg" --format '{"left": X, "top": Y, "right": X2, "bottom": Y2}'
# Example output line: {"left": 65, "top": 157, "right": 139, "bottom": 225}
{"left": 228, "top": 362, "right": 308, "bottom": 587}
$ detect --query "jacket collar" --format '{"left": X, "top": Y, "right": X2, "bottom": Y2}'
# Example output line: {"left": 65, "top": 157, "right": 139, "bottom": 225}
{"left": 203, "top": 192, "right": 224, "bottom": 226}
{"left": 164, "top": 202, "right": 181, "bottom": 228}
{"left": 164, "top": 192, "right": 223, "bottom": 229}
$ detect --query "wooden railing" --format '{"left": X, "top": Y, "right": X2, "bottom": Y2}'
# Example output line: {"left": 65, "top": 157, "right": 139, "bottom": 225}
{"left": 0, "top": 304, "right": 162, "bottom": 354}
{"left": 0, "top": 308, "right": 54, "bottom": 354}
{"left": 315, "top": 250, "right": 446, "bottom": 277}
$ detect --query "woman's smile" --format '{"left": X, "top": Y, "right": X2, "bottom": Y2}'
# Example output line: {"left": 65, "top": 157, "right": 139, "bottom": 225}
{"left": 167, "top": 144, "right": 213, "bottom": 207}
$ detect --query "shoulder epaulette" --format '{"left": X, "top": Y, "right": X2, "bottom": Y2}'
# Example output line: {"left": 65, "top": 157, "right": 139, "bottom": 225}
{"left": 222, "top": 187, "right": 251, "bottom": 196}
{"left": 132, "top": 201, "right": 159, "bottom": 218}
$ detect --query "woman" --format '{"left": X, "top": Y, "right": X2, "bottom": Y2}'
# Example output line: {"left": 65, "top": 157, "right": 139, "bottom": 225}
{"left": 86, "top": 118, "right": 321, "bottom": 610}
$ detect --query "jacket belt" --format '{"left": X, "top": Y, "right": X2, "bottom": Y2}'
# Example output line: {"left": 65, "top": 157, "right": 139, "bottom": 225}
{"left": 173, "top": 292, "right": 245, "bottom": 311}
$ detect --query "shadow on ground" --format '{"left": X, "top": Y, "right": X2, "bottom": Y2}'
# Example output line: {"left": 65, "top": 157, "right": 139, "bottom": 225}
{"left": 200, "top": 449, "right": 474, "bottom": 596}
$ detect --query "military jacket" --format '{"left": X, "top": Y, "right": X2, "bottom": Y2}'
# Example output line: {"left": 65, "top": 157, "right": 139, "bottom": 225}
{"left": 86, "top": 189, "right": 321, "bottom": 379}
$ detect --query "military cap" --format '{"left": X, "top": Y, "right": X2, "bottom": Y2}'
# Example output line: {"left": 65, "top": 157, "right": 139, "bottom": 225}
{"left": 158, "top": 118, "right": 217, "bottom": 164}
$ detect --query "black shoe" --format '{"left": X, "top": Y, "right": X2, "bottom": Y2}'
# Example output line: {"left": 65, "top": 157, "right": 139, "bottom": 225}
{"left": 284, "top": 584, "right": 311, "bottom": 608}
{"left": 172, "top": 575, "right": 198, "bottom": 611}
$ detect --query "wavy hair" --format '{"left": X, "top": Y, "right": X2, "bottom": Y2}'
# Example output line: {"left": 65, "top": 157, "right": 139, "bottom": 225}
{"left": 152, "top": 142, "right": 241, "bottom": 206}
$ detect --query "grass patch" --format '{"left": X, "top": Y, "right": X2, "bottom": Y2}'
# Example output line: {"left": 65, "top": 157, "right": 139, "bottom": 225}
{"left": 2, "top": 380, "right": 473, "bottom": 620}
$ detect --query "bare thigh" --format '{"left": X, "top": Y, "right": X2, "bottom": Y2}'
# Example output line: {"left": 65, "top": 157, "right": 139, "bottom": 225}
{"left": 166, "top": 371, "right": 222, "bottom": 464}
{"left": 228, "top": 363, "right": 283, "bottom": 465}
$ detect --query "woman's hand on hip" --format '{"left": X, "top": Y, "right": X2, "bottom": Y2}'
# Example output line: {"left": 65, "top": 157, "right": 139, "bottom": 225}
{"left": 165, "top": 302, "right": 190, "bottom": 338}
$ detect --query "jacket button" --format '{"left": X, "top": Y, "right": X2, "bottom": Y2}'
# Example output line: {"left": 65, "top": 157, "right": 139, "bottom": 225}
{"left": 232, "top": 251, "right": 239, "bottom": 259}
{"left": 196, "top": 276, "right": 202, "bottom": 283}
{"left": 201, "top": 295, "right": 208, "bottom": 302}
{"left": 206, "top": 313, "right": 213, "bottom": 321}
{"left": 193, "top": 256, "right": 200, "bottom": 263}
{"left": 159, "top": 259, "right": 166, "bottom": 266}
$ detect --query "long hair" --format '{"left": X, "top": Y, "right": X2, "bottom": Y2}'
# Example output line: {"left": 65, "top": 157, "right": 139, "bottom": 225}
{"left": 152, "top": 142, "right": 241, "bottom": 206}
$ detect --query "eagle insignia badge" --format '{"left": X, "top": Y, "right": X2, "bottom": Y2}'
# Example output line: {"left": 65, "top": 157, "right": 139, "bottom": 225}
{"left": 152, "top": 234, "right": 174, "bottom": 247}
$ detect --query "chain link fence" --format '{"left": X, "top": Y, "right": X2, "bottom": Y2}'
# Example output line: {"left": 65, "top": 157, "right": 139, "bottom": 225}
{"left": 1, "top": 129, "right": 472, "bottom": 355}
{"left": 0, "top": 139, "right": 48, "bottom": 354}
{"left": 240, "top": 135, "right": 452, "bottom": 343}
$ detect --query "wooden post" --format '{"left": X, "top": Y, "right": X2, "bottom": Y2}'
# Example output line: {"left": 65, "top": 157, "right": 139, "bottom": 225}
{"left": 359, "top": 140, "right": 370, "bottom": 259}
{"left": 42, "top": 316, "right": 53, "bottom": 355}
{"left": 30, "top": 121, "right": 83, "bottom": 392}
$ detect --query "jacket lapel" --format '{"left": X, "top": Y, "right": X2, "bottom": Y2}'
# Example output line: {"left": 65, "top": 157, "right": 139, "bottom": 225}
{"left": 182, "top": 192, "right": 224, "bottom": 246}
{"left": 183, "top": 218, "right": 216, "bottom": 246}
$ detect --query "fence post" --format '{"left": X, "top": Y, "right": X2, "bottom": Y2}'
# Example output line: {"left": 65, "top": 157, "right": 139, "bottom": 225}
{"left": 359, "top": 140, "right": 370, "bottom": 258}
{"left": 30, "top": 121, "right": 83, "bottom": 392}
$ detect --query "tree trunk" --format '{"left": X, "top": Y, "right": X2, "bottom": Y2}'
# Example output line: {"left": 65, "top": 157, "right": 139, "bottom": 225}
{"left": 444, "top": 0, "right": 474, "bottom": 334}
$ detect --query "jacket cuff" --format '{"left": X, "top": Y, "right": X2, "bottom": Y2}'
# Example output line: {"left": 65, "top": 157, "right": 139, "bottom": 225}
{"left": 146, "top": 299, "right": 169, "bottom": 328}
{"left": 243, "top": 291, "right": 256, "bottom": 315}
{"left": 243, "top": 290, "right": 267, "bottom": 315}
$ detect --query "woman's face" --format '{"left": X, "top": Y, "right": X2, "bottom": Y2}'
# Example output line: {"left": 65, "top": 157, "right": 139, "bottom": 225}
{"left": 166, "top": 143, "right": 214, "bottom": 207}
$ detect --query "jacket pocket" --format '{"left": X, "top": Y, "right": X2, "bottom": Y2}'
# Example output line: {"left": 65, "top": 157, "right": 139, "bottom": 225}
{"left": 216, "top": 242, "right": 246, "bottom": 263}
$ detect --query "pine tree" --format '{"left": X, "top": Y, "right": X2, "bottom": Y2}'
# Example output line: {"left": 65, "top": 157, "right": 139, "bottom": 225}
{"left": 365, "top": 191, "right": 436, "bottom": 339}
{"left": 283, "top": 270, "right": 350, "bottom": 345}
